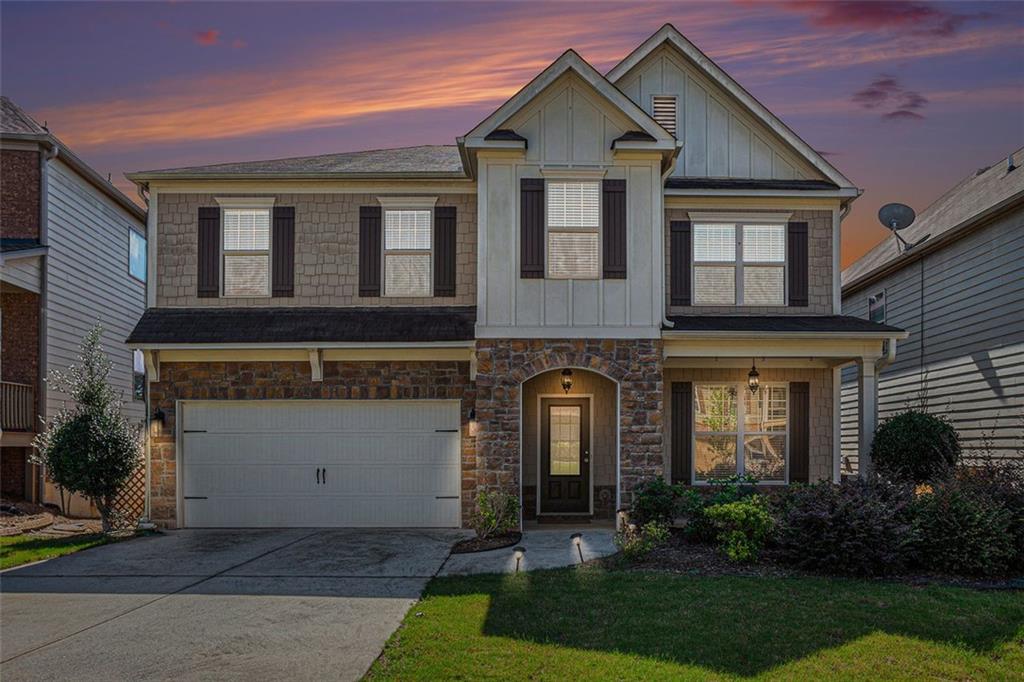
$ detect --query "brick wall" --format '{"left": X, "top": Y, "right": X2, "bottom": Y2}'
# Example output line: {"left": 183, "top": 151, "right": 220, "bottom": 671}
{"left": 1, "top": 447, "right": 28, "bottom": 499}
{"left": 475, "top": 339, "right": 664, "bottom": 514}
{"left": 157, "top": 193, "right": 477, "bottom": 307}
{"left": 664, "top": 366, "right": 834, "bottom": 482}
{"left": 0, "top": 149, "right": 41, "bottom": 239}
{"left": 1, "top": 291, "right": 40, "bottom": 387}
{"left": 148, "top": 360, "right": 476, "bottom": 528}
{"left": 664, "top": 208, "right": 834, "bottom": 315}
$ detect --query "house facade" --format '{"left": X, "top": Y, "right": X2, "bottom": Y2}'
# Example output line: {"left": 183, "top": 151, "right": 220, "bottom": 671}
{"left": 126, "top": 25, "right": 904, "bottom": 529}
{"left": 841, "top": 148, "right": 1024, "bottom": 473}
{"left": 0, "top": 96, "right": 148, "bottom": 516}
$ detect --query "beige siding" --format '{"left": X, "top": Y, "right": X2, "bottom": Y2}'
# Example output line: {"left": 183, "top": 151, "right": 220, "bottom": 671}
{"left": 156, "top": 192, "right": 476, "bottom": 307}
{"left": 664, "top": 367, "right": 834, "bottom": 483}
{"left": 664, "top": 208, "right": 833, "bottom": 315}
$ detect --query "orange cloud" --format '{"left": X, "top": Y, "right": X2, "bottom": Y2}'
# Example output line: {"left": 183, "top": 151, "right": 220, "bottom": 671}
{"left": 194, "top": 29, "right": 220, "bottom": 46}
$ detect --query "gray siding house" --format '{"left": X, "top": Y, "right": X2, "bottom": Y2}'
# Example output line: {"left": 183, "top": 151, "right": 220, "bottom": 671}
{"left": 841, "top": 148, "right": 1024, "bottom": 472}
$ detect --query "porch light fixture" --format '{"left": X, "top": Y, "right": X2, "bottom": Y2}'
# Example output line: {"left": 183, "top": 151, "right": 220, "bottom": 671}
{"left": 152, "top": 407, "right": 166, "bottom": 426}
{"left": 747, "top": 360, "right": 760, "bottom": 394}
{"left": 560, "top": 368, "right": 574, "bottom": 393}
{"left": 468, "top": 408, "right": 478, "bottom": 437}
{"left": 570, "top": 533, "right": 584, "bottom": 563}
{"left": 513, "top": 546, "right": 526, "bottom": 573}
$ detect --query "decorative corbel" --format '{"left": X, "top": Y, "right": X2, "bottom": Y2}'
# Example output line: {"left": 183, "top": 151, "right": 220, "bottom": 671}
{"left": 144, "top": 350, "right": 160, "bottom": 384}
{"left": 308, "top": 348, "right": 323, "bottom": 382}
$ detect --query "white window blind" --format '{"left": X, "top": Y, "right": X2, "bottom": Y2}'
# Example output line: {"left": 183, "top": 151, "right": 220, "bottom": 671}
{"left": 694, "top": 224, "right": 735, "bottom": 261}
{"left": 224, "top": 254, "right": 270, "bottom": 297}
{"left": 547, "top": 181, "right": 599, "bottom": 228}
{"left": 548, "top": 232, "right": 599, "bottom": 279}
{"left": 743, "top": 225, "right": 785, "bottom": 262}
{"left": 385, "top": 210, "right": 432, "bottom": 250}
{"left": 652, "top": 95, "right": 677, "bottom": 135}
{"left": 224, "top": 209, "right": 270, "bottom": 251}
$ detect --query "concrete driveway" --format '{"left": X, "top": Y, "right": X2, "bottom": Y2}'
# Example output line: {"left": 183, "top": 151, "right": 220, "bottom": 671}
{"left": 0, "top": 528, "right": 466, "bottom": 681}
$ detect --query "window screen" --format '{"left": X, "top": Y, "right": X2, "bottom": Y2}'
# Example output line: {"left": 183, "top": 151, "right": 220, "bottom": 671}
{"left": 223, "top": 208, "right": 270, "bottom": 296}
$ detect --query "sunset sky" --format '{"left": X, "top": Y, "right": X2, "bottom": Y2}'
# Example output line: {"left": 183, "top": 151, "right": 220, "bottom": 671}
{"left": 2, "top": 1, "right": 1022, "bottom": 267}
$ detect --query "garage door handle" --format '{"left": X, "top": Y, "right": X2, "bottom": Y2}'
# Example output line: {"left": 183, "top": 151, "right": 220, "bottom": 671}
{"left": 435, "top": 429, "right": 458, "bottom": 433}
{"left": 316, "top": 468, "right": 321, "bottom": 485}
{"left": 184, "top": 496, "right": 208, "bottom": 500}
{"left": 435, "top": 496, "right": 458, "bottom": 499}
{"left": 323, "top": 468, "right": 326, "bottom": 484}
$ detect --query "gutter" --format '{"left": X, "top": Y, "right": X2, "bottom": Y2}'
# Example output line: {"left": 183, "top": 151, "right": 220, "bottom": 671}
{"left": 127, "top": 340, "right": 479, "bottom": 351}
{"left": 125, "top": 171, "right": 471, "bottom": 183}
{"left": 661, "top": 330, "right": 909, "bottom": 340}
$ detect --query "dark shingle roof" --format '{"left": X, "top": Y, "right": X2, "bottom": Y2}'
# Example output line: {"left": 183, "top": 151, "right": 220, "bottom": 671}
{"left": 0, "top": 96, "right": 47, "bottom": 135}
{"left": 128, "top": 145, "right": 465, "bottom": 179}
{"left": 127, "top": 307, "right": 477, "bottom": 345}
{"left": 843, "top": 146, "right": 1024, "bottom": 290}
{"left": 665, "top": 177, "right": 839, "bottom": 191}
{"left": 664, "top": 315, "right": 903, "bottom": 334}
{"left": 1, "top": 238, "right": 44, "bottom": 253}
{"left": 485, "top": 129, "right": 527, "bottom": 143}
{"left": 612, "top": 130, "right": 658, "bottom": 146}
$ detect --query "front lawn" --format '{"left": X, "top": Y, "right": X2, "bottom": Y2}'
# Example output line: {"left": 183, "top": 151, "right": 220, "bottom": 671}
{"left": 368, "top": 568, "right": 1024, "bottom": 680}
{"left": 0, "top": 533, "right": 111, "bottom": 570}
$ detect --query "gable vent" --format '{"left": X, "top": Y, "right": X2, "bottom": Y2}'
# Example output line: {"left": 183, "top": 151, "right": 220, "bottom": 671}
{"left": 652, "top": 95, "right": 677, "bottom": 136}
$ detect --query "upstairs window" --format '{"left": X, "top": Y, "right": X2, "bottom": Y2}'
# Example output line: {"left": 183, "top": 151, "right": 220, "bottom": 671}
{"left": 652, "top": 95, "right": 677, "bottom": 135}
{"left": 868, "top": 290, "right": 886, "bottom": 323}
{"left": 693, "top": 222, "right": 786, "bottom": 306}
{"left": 547, "top": 181, "right": 600, "bottom": 279}
{"left": 223, "top": 208, "right": 271, "bottom": 296}
{"left": 384, "top": 209, "right": 432, "bottom": 296}
{"left": 129, "top": 229, "right": 147, "bottom": 282}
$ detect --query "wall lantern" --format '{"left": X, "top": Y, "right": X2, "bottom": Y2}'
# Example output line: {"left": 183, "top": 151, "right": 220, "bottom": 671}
{"left": 152, "top": 407, "right": 166, "bottom": 426}
{"left": 747, "top": 360, "right": 760, "bottom": 394}
{"left": 560, "top": 368, "right": 574, "bottom": 394}
{"left": 468, "top": 408, "right": 478, "bottom": 437}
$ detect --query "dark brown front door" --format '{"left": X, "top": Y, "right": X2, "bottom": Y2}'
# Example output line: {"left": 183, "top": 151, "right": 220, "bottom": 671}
{"left": 540, "top": 397, "right": 590, "bottom": 514}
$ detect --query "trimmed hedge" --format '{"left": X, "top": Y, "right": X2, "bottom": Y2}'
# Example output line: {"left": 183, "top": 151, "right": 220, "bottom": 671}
{"left": 871, "top": 410, "right": 961, "bottom": 483}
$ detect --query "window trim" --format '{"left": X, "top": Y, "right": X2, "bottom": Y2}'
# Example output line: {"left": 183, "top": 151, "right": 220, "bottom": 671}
{"left": 691, "top": 220, "right": 788, "bottom": 307}
{"left": 128, "top": 228, "right": 147, "bottom": 284}
{"left": 692, "top": 382, "right": 789, "bottom": 485}
{"left": 544, "top": 178, "right": 602, "bottom": 281}
{"left": 381, "top": 206, "right": 434, "bottom": 297}
{"left": 219, "top": 206, "right": 273, "bottom": 298}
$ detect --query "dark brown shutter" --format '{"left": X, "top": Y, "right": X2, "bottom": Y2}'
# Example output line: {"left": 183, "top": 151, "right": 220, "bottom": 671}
{"left": 788, "top": 221, "right": 808, "bottom": 307}
{"left": 433, "top": 206, "right": 457, "bottom": 297}
{"left": 359, "top": 206, "right": 382, "bottom": 297}
{"left": 520, "top": 178, "right": 544, "bottom": 279}
{"left": 670, "top": 220, "right": 691, "bottom": 306}
{"left": 671, "top": 381, "right": 693, "bottom": 484}
{"left": 602, "top": 179, "right": 626, "bottom": 279}
{"left": 272, "top": 206, "right": 295, "bottom": 297}
{"left": 197, "top": 207, "right": 220, "bottom": 298}
{"left": 789, "top": 382, "right": 810, "bottom": 483}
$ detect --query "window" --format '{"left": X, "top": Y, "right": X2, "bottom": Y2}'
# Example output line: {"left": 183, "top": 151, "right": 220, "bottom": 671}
{"left": 132, "top": 349, "right": 145, "bottom": 401}
{"left": 549, "top": 405, "right": 582, "bottom": 476}
{"left": 693, "top": 222, "right": 786, "bottom": 306}
{"left": 868, "top": 290, "right": 886, "bottom": 323}
{"left": 547, "top": 180, "right": 600, "bottom": 279}
{"left": 384, "top": 209, "right": 432, "bottom": 296}
{"left": 223, "top": 208, "right": 270, "bottom": 296}
{"left": 652, "top": 95, "right": 677, "bottom": 135}
{"left": 129, "top": 230, "right": 146, "bottom": 282}
{"left": 694, "top": 383, "right": 788, "bottom": 483}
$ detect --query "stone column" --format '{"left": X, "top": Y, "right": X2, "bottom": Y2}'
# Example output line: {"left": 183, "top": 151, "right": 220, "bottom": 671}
{"left": 857, "top": 358, "right": 877, "bottom": 478}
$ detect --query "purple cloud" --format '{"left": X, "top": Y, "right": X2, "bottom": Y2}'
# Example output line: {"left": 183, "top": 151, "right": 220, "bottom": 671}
{"left": 852, "top": 74, "right": 929, "bottom": 122}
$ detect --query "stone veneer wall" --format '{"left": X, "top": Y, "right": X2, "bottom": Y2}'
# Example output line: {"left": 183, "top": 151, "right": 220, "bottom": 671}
{"left": 156, "top": 193, "right": 476, "bottom": 307}
{"left": 148, "top": 360, "right": 476, "bottom": 528}
{"left": 474, "top": 339, "right": 664, "bottom": 513}
{"left": 664, "top": 208, "right": 834, "bottom": 315}
{"left": 663, "top": 367, "right": 834, "bottom": 482}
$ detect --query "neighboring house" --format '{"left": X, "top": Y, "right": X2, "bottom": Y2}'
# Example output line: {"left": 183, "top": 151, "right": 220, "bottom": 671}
{"left": 126, "top": 24, "right": 903, "bottom": 529}
{"left": 841, "top": 148, "right": 1024, "bottom": 473}
{"left": 0, "top": 96, "right": 148, "bottom": 516}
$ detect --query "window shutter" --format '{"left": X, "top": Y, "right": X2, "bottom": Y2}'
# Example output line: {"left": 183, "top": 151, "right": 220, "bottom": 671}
{"left": 602, "top": 179, "right": 626, "bottom": 279}
{"left": 359, "top": 206, "right": 382, "bottom": 297}
{"left": 670, "top": 220, "right": 691, "bottom": 306}
{"left": 433, "top": 206, "right": 457, "bottom": 297}
{"left": 789, "top": 382, "right": 810, "bottom": 483}
{"left": 197, "top": 207, "right": 220, "bottom": 298}
{"left": 671, "top": 382, "right": 693, "bottom": 484}
{"left": 520, "top": 178, "right": 544, "bottom": 278}
{"left": 788, "top": 221, "right": 808, "bottom": 306}
{"left": 272, "top": 206, "right": 295, "bottom": 297}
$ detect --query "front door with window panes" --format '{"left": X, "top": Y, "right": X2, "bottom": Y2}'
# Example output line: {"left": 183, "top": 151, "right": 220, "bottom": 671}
{"left": 540, "top": 397, "right": 590, "bottom": 513}
{"left": 693, "top": 384, "right": 788, "bottom": 483}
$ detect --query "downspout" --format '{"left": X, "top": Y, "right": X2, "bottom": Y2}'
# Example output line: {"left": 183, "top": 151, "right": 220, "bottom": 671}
{"left": 36, "top": 140, "right": 58, "bottom": 503}
{"left": 137, "top": 183, "right": 153, "bottom": 523}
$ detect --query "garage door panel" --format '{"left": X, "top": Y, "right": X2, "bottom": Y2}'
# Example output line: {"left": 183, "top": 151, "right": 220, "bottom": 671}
{"left": 185, "top": 401, "right": 459, "bottom": 433}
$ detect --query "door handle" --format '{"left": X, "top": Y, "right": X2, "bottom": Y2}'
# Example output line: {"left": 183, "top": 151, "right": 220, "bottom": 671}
{"left": 316, "top": 468, "right": 321, "bottom": 485}
{"left": 323, "top": 467, "right": 326, "bottom": 485}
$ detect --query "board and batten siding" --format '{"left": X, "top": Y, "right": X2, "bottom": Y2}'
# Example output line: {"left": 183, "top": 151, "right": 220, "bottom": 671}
{"left": 476, "top": 72, "right": 664, "bottom": 337}
{"left": 615, "top": 45, "right": 823, "bottom": 181}
{"left": 841, "top": 208, "right": 1024, "bottom": 471}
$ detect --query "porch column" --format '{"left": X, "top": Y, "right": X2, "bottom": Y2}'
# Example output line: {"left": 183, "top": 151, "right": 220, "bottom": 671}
{"left": 857, "top": 358, "right": 877, "bottom": 478}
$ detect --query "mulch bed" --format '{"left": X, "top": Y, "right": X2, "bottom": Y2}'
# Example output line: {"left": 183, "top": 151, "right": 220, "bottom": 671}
{"left": 451, "top": 531, "right": 522, "bottom": 554}
{"left": 0, "top": 498, "right": 103, "bottom": 537}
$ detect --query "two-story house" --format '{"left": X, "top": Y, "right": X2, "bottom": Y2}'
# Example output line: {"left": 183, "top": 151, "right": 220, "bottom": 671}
{"left": 1, "top": 96, "right": 148, "bottom": 517}
{"left": 126, "top": 25, "right": 904, "bottom": 529}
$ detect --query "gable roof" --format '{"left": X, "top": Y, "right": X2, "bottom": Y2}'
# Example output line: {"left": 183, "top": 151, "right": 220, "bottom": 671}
{"left": 127, "top": 145, "right": 465, "bottom": 181}
{"left": 1, "top": 96, "right": 47, "bottom": 135}
{"left": 843, "top": 146, "right": 1024, "bottom": 294}
{"left": 606, "top": 24, "right": 855, "bottom": 190}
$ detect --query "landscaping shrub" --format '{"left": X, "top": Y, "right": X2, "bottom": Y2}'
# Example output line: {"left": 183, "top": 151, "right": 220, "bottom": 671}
{"left": 871, "top": 410, "right": 961, "bottom": 483}
{"left": 774, "top": 479, "right": 916, "bottom": 575}
{"left": 614, "top": 521, "right": 670, "bottom": 561}
{"left": 683, "top": 475, "right": 760, "bottom": 543}
{"left": 629, "top": 478, "right": 686, "bottom": 525}
{"left": 470, "top": 490, "right": 519, "bottom": 539}
{"left": 704, "top": 496, "right": 773, "bottom": 563}
{"left": 953, "top": 458, "right": 1024, "bottom": 569}
{"left": 912, "top": 481, "right": 1015, "bottom": 576}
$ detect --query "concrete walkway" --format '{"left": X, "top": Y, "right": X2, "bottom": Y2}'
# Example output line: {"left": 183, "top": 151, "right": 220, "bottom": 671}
{"left": 439, "top": 527, "right": 617, "bottom": 576}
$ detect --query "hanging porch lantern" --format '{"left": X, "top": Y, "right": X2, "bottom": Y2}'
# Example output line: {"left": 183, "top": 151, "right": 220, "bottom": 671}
{"left": 560, "top": 368, "right": 574, "bottom": 393}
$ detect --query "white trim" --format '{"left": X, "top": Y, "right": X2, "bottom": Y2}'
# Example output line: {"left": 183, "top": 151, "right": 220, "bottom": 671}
{"left": 662, "top": 330, "right": 906, "bottom": 340}
{"left": 832, "top": 365, "right": 842, "bottom": 483}
{"left": 666, "top": 188, "right": 858, "bottom": 199}
{"left": 147, "top": 189, "right": 158, "bottom": 307}
{"left": 144, "top": 180, "right": 476, "bottom": 194}
{"left": 539, "top": 167, "right": 608, "bottom": 180}
{"left": 536, "top": 393, "right": 594, "bottom": 517}
{"left": 215, "top": 196, "right": 276, "bottom": 209}
{"left": 832, "top": 207, "right": 842, "bottom": 314}
{"left": 130, "top": 340, "right": 476, "bottom": 350}
{"left": 688, "top": 211, "right": 792, "bottom": 223}
{"left": 476, "top": 325, "right": 662, "bottom": 339}
{"left": 376, "top": 196, "right": 438, "bottom": 209}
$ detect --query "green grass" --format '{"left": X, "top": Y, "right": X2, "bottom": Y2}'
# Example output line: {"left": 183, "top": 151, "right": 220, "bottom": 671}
{"left": 368, "top": 568, "right": 1024, "bottom": 680}
{"left": 0, "top": 533, "right": 112, "bottom": 570}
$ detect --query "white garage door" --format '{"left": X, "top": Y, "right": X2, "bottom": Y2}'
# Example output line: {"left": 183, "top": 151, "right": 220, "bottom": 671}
{"left": 180, "top": 400, "right": 462, "bottom": 528}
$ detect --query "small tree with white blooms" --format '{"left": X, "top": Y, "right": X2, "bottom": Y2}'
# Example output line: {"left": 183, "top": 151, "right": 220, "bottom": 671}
{"left": 32, "top": 324, "right": 142, "bottom": 531}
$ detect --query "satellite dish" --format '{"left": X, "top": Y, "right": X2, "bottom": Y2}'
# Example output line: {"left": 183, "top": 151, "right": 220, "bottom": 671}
{"left": 878, "top": 203, "right": 916, "bottom": 231}
{"left": 878, "top": 202, "right": 929, "bottom": 253}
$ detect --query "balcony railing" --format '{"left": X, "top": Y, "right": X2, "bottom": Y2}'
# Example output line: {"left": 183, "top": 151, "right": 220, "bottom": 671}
{"left": 1, "top": 381, "right": 36, "bottom": 432}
